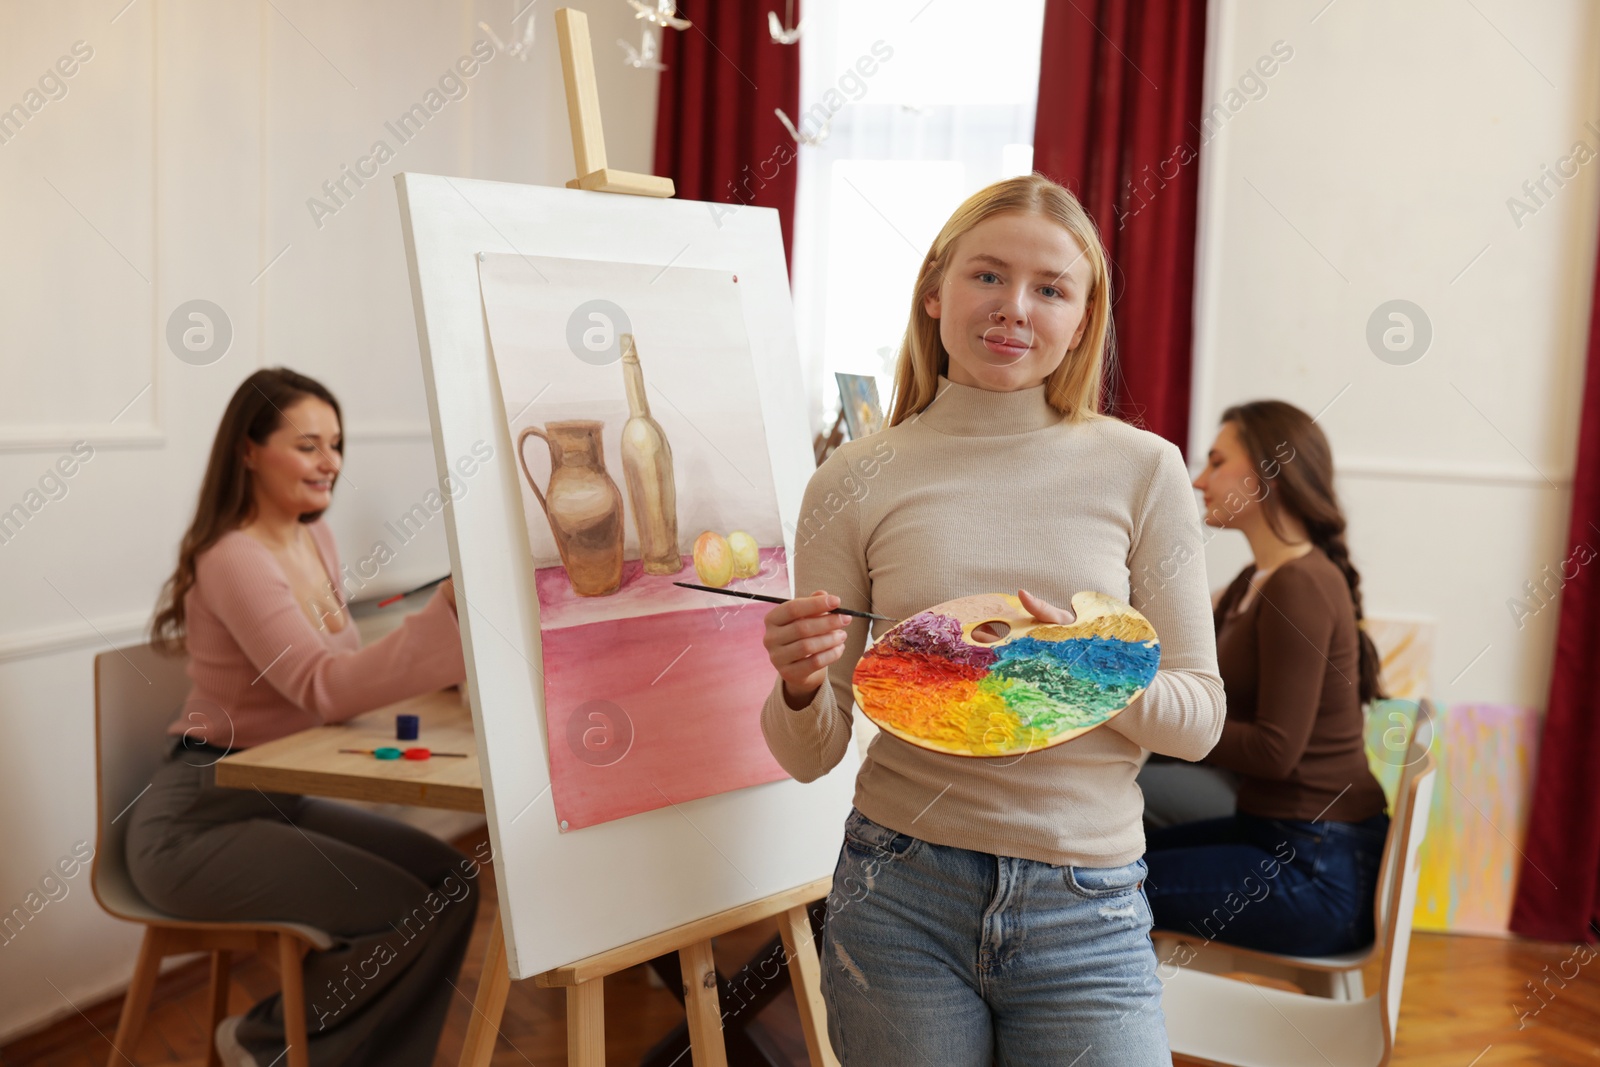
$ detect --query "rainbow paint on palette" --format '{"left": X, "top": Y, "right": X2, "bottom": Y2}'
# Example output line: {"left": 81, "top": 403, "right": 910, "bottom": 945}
{"left": 852, "top": 591, "right": 1160, "bottom": 757}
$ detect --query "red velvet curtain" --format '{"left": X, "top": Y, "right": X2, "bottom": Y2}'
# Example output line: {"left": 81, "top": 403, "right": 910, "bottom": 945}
{"left": 654, "top": 2, "right": 802, "bottom": 267}
{"left": 1510, "top": 244, "right": 1600, "bottom": 943}
{"left": 1032, "top": 0, "right": 1208, "bottom": 453}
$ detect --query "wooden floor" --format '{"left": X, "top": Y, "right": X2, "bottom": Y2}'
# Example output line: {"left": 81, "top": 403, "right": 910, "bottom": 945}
{"left": 6, "top": 825, "right": 1596, "bottom": 1066}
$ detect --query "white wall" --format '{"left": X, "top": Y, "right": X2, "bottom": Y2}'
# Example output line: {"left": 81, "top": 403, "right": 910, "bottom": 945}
{"left": 0, "top": 0, "right": 658, "bottom": 1041}
{"left": 1191, "top": 0, "right": 1600, "bottom": 712}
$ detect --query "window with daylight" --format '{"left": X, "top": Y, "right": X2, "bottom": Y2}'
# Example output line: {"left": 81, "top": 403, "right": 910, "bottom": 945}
{"left": 787, "top": 0, "right": 1047, "bottom": 433}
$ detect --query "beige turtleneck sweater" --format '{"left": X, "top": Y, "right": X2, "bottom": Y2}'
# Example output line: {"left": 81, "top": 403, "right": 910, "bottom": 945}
{"left": 760, "top": 376, "right": 1225, "bottom": 868}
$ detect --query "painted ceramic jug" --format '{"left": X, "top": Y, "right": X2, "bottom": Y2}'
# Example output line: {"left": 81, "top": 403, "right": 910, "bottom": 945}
{"left": 517, "top": 420, "right": 624, "bottom": 597}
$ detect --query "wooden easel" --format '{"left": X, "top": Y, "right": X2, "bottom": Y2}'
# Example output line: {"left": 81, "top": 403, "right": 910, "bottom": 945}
{"left": 458, "top": 879, "right": 837, "bottom": 1067}
{"left": 456, "top": 11, "right": 839, "bottom": 1067}
{"left": 813, "top": 410, "right": 846, "bottom": 466}
{"left": 555, "top": 8, "right": 675, "bottom": 198}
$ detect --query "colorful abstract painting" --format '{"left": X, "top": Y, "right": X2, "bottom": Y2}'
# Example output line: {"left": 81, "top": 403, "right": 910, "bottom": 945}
{"left": 852, "top": 591, "right": 1160, "bottom": 758}
{"left": 1364, "top": 615, "right": 1435, "bottom": 701}
{"left": 478, "top": 253, "right": 792, "bottom": 830}
{"left": 1364, "top": 699, "right": 1542, "bottom": 934}
{"left": 834, "top": 372, "right": 884, "bottom": 439}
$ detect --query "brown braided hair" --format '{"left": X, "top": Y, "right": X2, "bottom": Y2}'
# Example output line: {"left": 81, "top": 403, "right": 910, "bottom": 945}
{"left": 149, "top": 368, "right": 343, "bottom": 654}
{"left": 1220, "top": 400, "right": 1385, "bottom": 705}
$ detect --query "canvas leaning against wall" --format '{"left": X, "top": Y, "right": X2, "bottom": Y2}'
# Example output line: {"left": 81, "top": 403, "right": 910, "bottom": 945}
{"left": 478, "top": 252, "right": 791, "bottom": 830}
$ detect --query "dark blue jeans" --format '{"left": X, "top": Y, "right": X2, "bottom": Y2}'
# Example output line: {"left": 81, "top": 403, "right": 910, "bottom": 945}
{"left": 1141, "top": 811, "right": 1389, "bottom": 957}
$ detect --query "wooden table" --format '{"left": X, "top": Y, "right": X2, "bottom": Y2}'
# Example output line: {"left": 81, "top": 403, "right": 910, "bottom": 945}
{"left": 214, "top": 689, "right": 483, "bottom": 812}
{"left": 212, "top": 687, "right": 822, "bottom": 1067}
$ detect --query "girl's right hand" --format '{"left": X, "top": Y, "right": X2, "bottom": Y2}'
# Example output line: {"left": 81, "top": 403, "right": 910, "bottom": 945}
{"left": 763, "top": 589, "right": 852, "bottom": 710}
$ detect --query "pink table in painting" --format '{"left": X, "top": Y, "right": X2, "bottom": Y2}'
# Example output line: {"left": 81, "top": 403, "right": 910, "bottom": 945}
{"left": 534, "top": 547, "right": 792, "bottom": 830}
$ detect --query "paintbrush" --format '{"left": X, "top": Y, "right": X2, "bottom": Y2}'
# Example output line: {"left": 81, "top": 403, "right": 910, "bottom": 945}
{"left": 378, "top": 576, "right": 448, "bottom": 608}
{"left": 672, "top": 582, "right": 897, "bottom": 622}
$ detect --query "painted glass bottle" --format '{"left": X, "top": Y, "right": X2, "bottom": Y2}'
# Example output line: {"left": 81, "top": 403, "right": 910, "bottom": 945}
{"left": 618, "top": 334, "right": 682, "bottom": 574}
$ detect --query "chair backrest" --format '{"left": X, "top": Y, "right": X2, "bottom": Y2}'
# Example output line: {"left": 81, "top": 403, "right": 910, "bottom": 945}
{"left": 1364, "top": 697, "right": 1423, "bottom": 808}
{"left": 92, "top": 642, "right": 192, "bottom": 919}
{"left": 1364, "top": 698, "right": 1434, "bottom": 954}
{"left": 1375, "top": 708, "right": 1437, "bottom": 1057}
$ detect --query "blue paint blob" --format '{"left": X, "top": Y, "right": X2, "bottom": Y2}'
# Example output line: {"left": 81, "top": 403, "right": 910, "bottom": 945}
{"left": 991, "top": 635, "right": 1160, "bottom": 689}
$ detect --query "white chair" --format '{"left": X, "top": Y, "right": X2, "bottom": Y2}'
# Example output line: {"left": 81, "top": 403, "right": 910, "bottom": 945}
{"left": 1152, "top": 698, "right": 1434, "bottom": 1001}
{"left": 93, "top": 642, "right": 331, "bottom": 1067}
{"left": 1160, "top": 713, "right": 1436, "bottom": 1066}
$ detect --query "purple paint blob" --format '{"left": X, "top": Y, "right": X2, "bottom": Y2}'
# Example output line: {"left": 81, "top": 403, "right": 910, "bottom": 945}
{"left": 877, "top": 611, "right": 998, "bottom": 670}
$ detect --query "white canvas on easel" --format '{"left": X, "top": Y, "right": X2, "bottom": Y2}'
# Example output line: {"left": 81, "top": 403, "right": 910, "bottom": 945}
{"left": 395, "top": 171, "right": 859, "bottom": 980}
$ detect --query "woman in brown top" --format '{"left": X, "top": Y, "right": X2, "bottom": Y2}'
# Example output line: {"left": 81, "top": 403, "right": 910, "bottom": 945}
{"left": 1142, "top": 400, "right": 1390, "bottom": 956}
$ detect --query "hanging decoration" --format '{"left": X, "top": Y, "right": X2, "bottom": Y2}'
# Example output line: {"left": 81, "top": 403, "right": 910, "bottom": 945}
{"left": 619, "top": 28, "right": 666, "bottom": 70}
{"left": 478, "top": 1, "right": 537, "bottom": 62}
{"left": 775, "top": 106, "right": 829, "bottom": 147}
{"left": 768, "top": 2, "right": 802, "bottom": 44}
{"left": 627, "top": 0, "right": 691, "bottom": 31}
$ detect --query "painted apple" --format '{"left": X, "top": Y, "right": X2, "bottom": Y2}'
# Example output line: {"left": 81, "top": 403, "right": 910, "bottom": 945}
{"left": 727, "top": 530, "right": 760, "bottom": 578}
{"left": 692, "top": 531, "right": 734, "bottom": 587}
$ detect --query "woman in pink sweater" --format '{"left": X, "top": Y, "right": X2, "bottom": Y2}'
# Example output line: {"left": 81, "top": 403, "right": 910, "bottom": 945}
{"left": 127, "top": 368, "right": 477, "bottom": 1067}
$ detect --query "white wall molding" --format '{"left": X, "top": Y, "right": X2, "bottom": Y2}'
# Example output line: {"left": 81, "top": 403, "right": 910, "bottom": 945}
{"left": 6, "top": 10, "right": 164, "bottom": 454}
{"left": 0, "top": 569, "right": 458, "bottom": 665}
{"left": 0, "top": 610, "right": 151, "bottom": 665}
{"left": 1337, "top": 457, "right": 1573, "bottom": 489}
{"left": 0, "top": 425, "right": 166, "bottom": 453}
{"left": 1, "top": 4, "right": 164, "bottom": 457}
{"left": 343, "top": 421, "right": 435, "bottom": 442}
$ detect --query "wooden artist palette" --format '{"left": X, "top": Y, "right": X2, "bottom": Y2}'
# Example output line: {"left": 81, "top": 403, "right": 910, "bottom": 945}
{"left": 851, "top": 591, "right": 1161, "bottom": 758}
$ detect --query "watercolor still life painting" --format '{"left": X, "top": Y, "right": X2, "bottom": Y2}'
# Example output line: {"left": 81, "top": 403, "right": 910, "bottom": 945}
{"left": 478, "top": 252, "right": 792, "bottom": 830}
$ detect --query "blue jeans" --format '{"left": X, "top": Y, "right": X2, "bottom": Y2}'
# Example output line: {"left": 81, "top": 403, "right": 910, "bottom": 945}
{"left": 1142, "top": 812, "right": 1389, "bottom": 957}
{"left": 819, "top": 809, "right": 1170, "bottom": 1066}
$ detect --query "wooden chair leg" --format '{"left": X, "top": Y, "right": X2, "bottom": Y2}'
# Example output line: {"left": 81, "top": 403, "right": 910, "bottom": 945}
{"left": 459, "top": 913, "right": 512, "bottom": 1067}
{"left": 107, "top": 926, "right": 168, "bottom": 1067}
{"left": 779, "top": 904, "right": 839, "bottom": 1067}
{"left": 277, "top": 935, "right": 311, "bottom": 1067}
{"left": 679, "top": 939, "right": 728, "bottom": 1067}
{"left": 203, "top": 950, "right": 232, "bottom": 1067}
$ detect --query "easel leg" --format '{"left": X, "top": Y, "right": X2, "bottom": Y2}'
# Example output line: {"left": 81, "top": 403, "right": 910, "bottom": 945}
{"left": 779, "top": 905, "right": 839, "bottom": 1067}
{"left": 679, "top": 939, "right": 729, "bottom": 1067}
{"left": 459, "top": 914, "right": 512, "bottom": 1067}
{"left": 567, "top": 979, "right": 605, "bottom": 1067}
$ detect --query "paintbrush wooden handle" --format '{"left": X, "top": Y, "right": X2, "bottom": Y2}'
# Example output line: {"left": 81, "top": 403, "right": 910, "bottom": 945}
{"left": 672, "top": 581, "right": 896, "bottom": 622}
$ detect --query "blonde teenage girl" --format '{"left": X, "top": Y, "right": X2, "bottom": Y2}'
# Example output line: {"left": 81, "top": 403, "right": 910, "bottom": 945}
{"left": 760, "top": 174, "right": 1225, "bottom": 1066}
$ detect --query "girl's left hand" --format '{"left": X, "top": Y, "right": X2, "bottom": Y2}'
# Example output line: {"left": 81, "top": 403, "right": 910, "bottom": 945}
{"left": 973, "top": 589, "right": 1078, "bottom": 642}
{"left": 1018, "top": 588, "right": 1076, "bottom": 625}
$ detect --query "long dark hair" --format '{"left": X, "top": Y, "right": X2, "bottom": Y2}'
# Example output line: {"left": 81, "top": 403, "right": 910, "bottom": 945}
{"left": 1221, "top": 400, "right": 1385, "bottom": 705}
{"left": 150, "top": 368, "right": 343, "bottom": 653}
